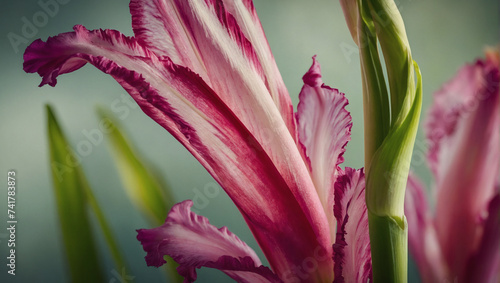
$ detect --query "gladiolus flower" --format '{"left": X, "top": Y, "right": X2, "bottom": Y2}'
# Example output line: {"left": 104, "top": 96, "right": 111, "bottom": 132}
{"left": 405, "top": 49, "right": 500, "bottom": 283}
{"left": 24, "top": 1, "right": 372, "bottom": 282}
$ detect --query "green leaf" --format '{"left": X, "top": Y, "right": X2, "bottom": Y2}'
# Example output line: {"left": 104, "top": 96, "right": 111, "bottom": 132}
{"left": 96, "top": 107, "right": 181, "bottom": 282}
{"left": 47, "top": 105, "right": 105, "bottom": 283}
{"left": 365, "top": 61, "right": 422, "bottom": 217}
{"left": 357, "top": 0, "right": 391, "bottom": 168}
{"left": 367, "top": 0, "right": 415, "bottom": 126}
{"left": 85, "top": 182, "right": 130, "bottom": 277}
{"left": 96, "top": 107, "right": 173, "bottom": 226}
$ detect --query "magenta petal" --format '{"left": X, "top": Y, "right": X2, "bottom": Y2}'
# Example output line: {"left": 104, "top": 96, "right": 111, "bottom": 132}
{"left": 23, "top": 26, "right": 154, "bottom": 87}
{"left": 129, "top": 0, "right": 208, "bottom": 79}
{"left": 160, "top": 4, "right": 329, "bottom": 244}
{"left": 466, "top": 192, "right": 500, "bottom": 283}
{"left": 130, "top": 0, "right": 295, "bottom": 136}
{"left": 296, "top": 57, "right": 352, "bottom": 236}
{"left": 220, "top": 0, "right": 295, "bottom": 135}
{"left": 404, "top": 173, "right": 447, "bottom": 283}
{"left": 129, "top": 1, "right": 330, "bottom": 255}
{"left": 332, "top": 168, "right": 372, "bottom": 283}
{"left": 426, "top": 50, "right": 500, "bottom": 276}
{"left": 23, "top": 25, "right": 329, "bottom": 280}
{"left": 137, "top": 200, "right": 281, "bottom": 283}
{"left": 205, "top": 256, "right": 282, "bottom": 283}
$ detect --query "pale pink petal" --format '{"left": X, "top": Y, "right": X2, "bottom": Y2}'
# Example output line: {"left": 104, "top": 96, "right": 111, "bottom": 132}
{"left": 137, "top": 200, "right": 281, "bottom": 283}
{"left": 332, "top": 168, "right": 372, "bottom": 283}
{"left": 425, "top": 51, "right": 500, "bottom": 277}
{"left": 404, "top": 173, "right": 447, "bottom": 283}
{"left": 465, "top": 192, "right": 500, "bottom": 283}
{"left": 129, "top": 0, "right": 208, "bottom": 79}
{"left": 296, "top": 56, "right": 352, "bottom": 238}
{"left": 23, "top": 26, "right": 329, "bottom": 280}
{"left": 220, "top": 0, "right": 295, "bottom": 135}
{"left": 129, "top": 1, "right": 330, "bottom": 256}
{"left": 130, "top": 0, "right": 295, "bottom": 136}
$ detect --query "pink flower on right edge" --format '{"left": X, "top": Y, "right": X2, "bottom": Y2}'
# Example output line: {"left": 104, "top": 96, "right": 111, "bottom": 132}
{"left": 405, "top": 49, "right": 500, "bottom": 283}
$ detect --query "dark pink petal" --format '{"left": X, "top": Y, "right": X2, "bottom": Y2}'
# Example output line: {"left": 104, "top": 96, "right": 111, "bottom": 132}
{"left": 404, "top": 173, "right": 447, "bottom": 283}
{"left": 296, "top": 56, "right": 352, "bottom": 237}
{"left": 130, "top": 0, "right": 295, "bottom": 136}
{"left": 465, "top": 192, "right": 500, "bottom": 283}
{"left": 129, "top": 1, "right": 330, "bottom": 259}
{"left": 23, "top": 26, "right": 155, "bottom": 87}
{"left": 23, "top": 26, "right": 330, "bottom": 281}
{"left": 332, "top": 168, "right": 372, "bottom": 283}
{"left": 426, "top": 50, "right": 500, "bottom": 277}
{"left": 206, "top": 256, "right": 282, "bottom": 283}
{"left": 137, "top": 200, "right": 281, "bottom": 283}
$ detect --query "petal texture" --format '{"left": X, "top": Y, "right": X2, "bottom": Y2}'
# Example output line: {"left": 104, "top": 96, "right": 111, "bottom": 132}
{"left": 465, "top": 192, "right": 500, "bottom": 283}
{"left": 130, "top": 0, "right": 295, "bottom": 136}
{"left": 404, "top": 173, "right": 447, "bottom": 283}
{"left": 426, "top": 50, "right": 500, "bottom": 277}
{"left": 296, "top": 57, "right": 352, "bottom": 238}
{"left": 137, "top": 200, "right": 281, "bottom": 283}
{"left": 332, "top": 168, "right": 372, "bottom": 283}
{"left": 129, "top": 0, "right": 330, "bottom": 255}
{"left": 220, "top": 0, "right": 295, "bottom": 134}
{"left": 130, "top": 0, "right": 208, "bottom": 78}
{"left": 23, "top": 25, "right": 329, "bottom": 281}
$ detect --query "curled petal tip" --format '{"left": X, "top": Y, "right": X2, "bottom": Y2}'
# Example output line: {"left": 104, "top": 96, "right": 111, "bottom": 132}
{"left": 136, "top": 228, "right": 167, "bottom": 267}
{"left": 136, "top": 200, "right": 281, "bottom": 282}
{"left": 302, "top": 56, "right": 323, "bottom": 87}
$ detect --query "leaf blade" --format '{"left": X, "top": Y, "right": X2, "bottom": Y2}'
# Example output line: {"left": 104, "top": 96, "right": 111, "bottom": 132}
{"left": 47, "top": 105, "right": 105, "bottom": 283}
{"left": 96, "top": 107, "right": 172, "bottom": 226}
{"left": 96, "top": 107, "right": 181, "bottom": 282}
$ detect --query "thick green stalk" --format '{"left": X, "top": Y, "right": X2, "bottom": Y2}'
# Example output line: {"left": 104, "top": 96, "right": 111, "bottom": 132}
{"left": 342, "top": 0, "right": 422, "bottom": 281}
{"left": 365, "top": 62, "right": 421, "bottom": 282}
{"left": 368, "top": 211, "right": 408, "bottom": 282}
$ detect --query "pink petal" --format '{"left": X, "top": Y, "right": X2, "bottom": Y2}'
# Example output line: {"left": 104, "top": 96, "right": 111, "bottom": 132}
{"left": 23, "top": 27, "right": 155, "bottom": 87}
{"left": 296, "top": 56, "right": 352, "bottom": 237}
{"left": 129, "top": 0, "right": 208, "bottom": 79}
{"left": 129, "top": 1, "right": 330, "bottom": 256}
{"left": 130, "top": 0, "right": 295, "bottom": 136}
{"left": 465, "top": 192, "right": 500, "bottom": 283}
{"left": 425, "top": 50, "right": 500, "bottom": 277}
{"left": 404, "top": 173, "right": 447, "bottom": 283}
{"left": 332, "top": 168, "right": 372, "bottom": 283}
{"left": 137, "top": 200, "right": 281, "bottom": 283}
{"left": 23, "top": 26, "right": 330, "bottom": 280}
{"left": 220, "top": 0, "right": 295, "bottom": 136}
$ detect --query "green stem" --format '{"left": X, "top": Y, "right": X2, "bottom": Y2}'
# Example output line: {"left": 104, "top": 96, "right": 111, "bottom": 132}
{"left": 368, "top": 211, "right": 408, "bottom": 282}
{"left": 352, "top": 1, "right": 422, "bottom": 282}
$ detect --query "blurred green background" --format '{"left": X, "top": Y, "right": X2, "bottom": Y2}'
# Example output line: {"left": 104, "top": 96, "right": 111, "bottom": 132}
{"left": 0, "top": 0, "right": 498, "bottom": 282}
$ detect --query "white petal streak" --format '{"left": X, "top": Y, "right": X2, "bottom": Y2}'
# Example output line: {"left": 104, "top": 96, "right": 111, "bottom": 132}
{"left": 296, "top": 57, "right": 352, "bottom": 236}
